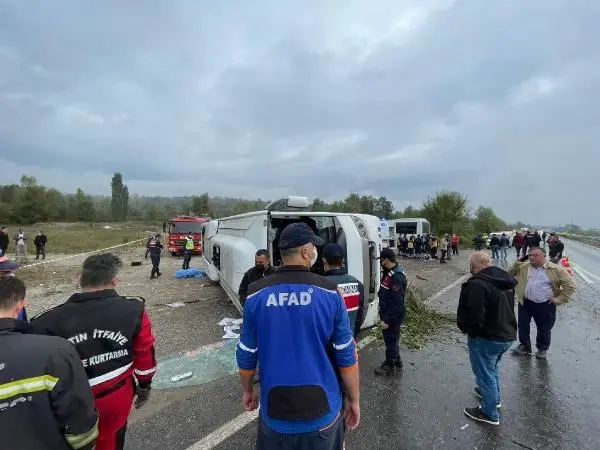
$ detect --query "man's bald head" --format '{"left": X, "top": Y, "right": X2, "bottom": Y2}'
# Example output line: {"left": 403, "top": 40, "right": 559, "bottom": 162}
{"left": 469, "top": 251, "right": 492, "bottom": 274}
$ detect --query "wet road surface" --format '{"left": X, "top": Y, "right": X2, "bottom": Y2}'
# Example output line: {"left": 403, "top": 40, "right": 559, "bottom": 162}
{"left": 126, "top": 252, "right": 599, "bottom": 450}
{"left": 563, "top": 238, "right": 600, "bottom": 287}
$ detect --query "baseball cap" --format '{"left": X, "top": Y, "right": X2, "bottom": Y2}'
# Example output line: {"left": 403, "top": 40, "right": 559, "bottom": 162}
{"left": 278, "top": 223, "right": 324, "bottom": 250}
{"left": 380, "top": 247, "right": 396, "bottom": 261}
{"left": 0, "top": 256, "right": 21, "bottom": 273}
{"left": 322, "top": 243, "right": 344, "bottom": 262}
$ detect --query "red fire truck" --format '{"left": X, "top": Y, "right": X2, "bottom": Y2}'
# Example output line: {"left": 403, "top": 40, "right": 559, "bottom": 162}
{"left": 167, "top": 215, "right": 209, "bottom": 256}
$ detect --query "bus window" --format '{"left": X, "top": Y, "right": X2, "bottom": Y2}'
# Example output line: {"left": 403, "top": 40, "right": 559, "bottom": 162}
{"left": 422, "top": 221, "right": 430, "bottom": 234}
{"left": 395, "top": 222, "right": 418, "bottom": 235}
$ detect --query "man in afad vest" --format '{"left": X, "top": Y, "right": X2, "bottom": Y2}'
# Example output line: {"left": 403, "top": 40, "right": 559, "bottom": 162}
{"left": 30, "top": 253, "right": 157, "bottom": 450}
{"left": 182, "top": 233, "right": 194, "bottom": 270}
{"left": 323, "top": 243, "right": 365, "bottom": 337}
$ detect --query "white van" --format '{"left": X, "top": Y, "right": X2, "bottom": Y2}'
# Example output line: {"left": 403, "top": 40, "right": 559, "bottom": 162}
{"left": 202, "top": 196, "right": 383, "bottom": 330}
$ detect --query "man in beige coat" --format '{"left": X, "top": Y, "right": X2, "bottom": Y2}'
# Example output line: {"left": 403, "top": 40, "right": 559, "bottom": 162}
{"left": 509, "top": 246, "right": 576, "bottom": 359}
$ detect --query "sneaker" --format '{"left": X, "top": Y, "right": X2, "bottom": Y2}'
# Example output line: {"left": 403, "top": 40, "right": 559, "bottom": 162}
{"left": 535, "top": 349, "right": 547, "bottom": 359}
{"left": 394, "top": 359, "right": 403, "bottom": 369}
{"left": 464, "top": 406, "right": 499, "bottom": 425}
{"left": 473, "top": 387, "right": 502, "bottom": 408}
{"left": 511, "top": 344, "right": 532, "bottom": 355}
{"left": 374, "top": 362, "right": 395, "bottom": 376}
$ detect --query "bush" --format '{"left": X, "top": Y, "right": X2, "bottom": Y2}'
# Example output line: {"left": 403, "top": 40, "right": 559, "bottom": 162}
{"left": 373, "top": 284, "right": 455, "bottom": 350}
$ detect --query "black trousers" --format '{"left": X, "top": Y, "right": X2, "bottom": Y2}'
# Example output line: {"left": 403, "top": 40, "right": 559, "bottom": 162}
{"left": 150, "top": 255, "right": 161, "bottom": 278}
{"left": 116, "top": 423, "right": 127, "bottom": 450}
{"left": 383, "top": 316, "right": 404, "bottom": 364}
{"left": 518, "top": 299, "right": 557, "bottom": 351}
{"left": 182, "top": 252, "right": 192, "bottom": 269}
{"left": 35, "top": 245, "right": 46, "bottom": 259}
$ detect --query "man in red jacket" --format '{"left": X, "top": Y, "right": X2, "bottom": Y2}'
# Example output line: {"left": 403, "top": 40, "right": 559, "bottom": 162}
{"left": 31, "top": 253, "right": 157, "bottom": 450}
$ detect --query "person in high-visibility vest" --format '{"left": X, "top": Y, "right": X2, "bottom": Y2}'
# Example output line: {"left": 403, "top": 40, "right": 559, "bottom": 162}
{"left": 182, "top": 233, "right": 194, "bottom": 270}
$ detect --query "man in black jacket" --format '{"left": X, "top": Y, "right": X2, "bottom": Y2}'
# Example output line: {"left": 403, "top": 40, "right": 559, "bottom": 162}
{"left": 0, "top": 226, "right": 9, "bottom": 256}
{"left": 238, "top": 249, "right": 274, "bottom": 305}
{"left": 457, "top": 251, "right": 517, "bottom": 426}
{"left": 548, "top": 234, "right": 565, "bottom": 263}
{"left": 0, "top": 277, "right": 99, "bottom": 450}
{"left": 375, "top": 247, "right": 407, "bottom": 376}
{"left": 34, "top": 230, "right": 48, "bottom": 260}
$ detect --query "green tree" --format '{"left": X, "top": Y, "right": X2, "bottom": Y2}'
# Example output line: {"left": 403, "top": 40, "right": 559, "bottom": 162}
{"left": 73, "top": 188, "right": 95, "bottom": 221}
{"left": 374, "top": 196, "right": 394, "bottom": 218}
{"left": 111, "top": 172, "right": 124, "bottom": 221}
{"left": 18, "top": 175, "right": 49, "bottom": 224}
{"left": 343, "top": 193, "right": 362, "bottom": 213}
{"left": 191, "top": 193, "right": 211, "bottom": 216}
{"left": 45, "top": 188, "right": 67, "bottom": 220}
{"left": 421, "top": 191, "right": 469, "bottom": 235}
{"left": 121, "top": 184, "right": 129, "bottom": 221}
{"left": 472, "top": 206, "right": 507, "bottom": 234}
{"left": 312, "top": 197, "right": 327, "bottom": 211}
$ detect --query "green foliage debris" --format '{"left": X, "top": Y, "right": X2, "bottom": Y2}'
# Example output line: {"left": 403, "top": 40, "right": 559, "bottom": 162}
{"left": 373, "top": 284, "right": 456, "bottom": 350}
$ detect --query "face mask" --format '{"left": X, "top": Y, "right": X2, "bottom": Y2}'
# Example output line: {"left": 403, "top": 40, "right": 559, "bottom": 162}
{"left": 309, "top": 247, "right": 318, "bottom": 267}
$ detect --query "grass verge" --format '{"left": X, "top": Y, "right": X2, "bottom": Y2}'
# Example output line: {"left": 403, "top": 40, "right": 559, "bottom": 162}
{"left": 373, "top": 283, "right": 456, "bottom": 350}
{"left": 2, "top": 221, "right": 159, "bottom": 254}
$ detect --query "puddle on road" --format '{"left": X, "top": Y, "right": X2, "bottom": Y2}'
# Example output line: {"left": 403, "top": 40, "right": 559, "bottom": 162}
{"left": 153, "top": 340, "right": 238, "bottom": 389}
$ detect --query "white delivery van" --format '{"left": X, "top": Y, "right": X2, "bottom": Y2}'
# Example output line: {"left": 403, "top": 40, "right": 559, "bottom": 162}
{"left": 202, "top": 196, "right": 383, "bottom": 330}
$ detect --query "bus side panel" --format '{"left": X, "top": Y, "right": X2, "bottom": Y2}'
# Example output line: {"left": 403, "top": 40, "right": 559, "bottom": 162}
{"left": 206, "top": 213, "right": 268, "bottom": 312}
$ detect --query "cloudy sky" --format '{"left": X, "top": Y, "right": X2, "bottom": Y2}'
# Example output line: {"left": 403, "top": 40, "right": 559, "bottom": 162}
{"left": 0, "top": 0, "right": 597, "bottom": 227}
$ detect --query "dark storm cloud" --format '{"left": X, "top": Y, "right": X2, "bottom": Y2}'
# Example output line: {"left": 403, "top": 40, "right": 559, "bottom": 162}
{"left": 0, "top": 0, "right": 598, "bottom": 226}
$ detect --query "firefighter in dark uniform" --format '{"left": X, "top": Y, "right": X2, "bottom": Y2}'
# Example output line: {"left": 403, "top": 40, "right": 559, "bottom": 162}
{"left": 0, "top": 276, "right": 99, "bottom": 450}
{"left": 375, "top": 247, "right": 407, "bottom": 375}
{"left": 182, "top": 233, "right": 194, "bottom": 270}
{"left": 323, "top": 243, "right": 365, "bottom": 338}
{"left": 147, "top": 233, "right": 163, "bottom": 279}
{"left": 30, "top": 253, "right": 157, "bottom": 450}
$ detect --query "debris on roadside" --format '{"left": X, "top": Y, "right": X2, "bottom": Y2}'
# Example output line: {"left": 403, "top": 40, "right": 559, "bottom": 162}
{"left": 218, "top": 317, "right": 243, "bottom": 339}
{"left": 170, "top": 372, "right": 193, "bottom": 382}
{"left": 167, "top": 302, "right": 186, "bottom": 308}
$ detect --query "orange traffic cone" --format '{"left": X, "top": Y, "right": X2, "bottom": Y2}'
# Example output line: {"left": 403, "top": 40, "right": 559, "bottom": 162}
{"left": 560, "top": 256, "right": 573, "bottom": 277}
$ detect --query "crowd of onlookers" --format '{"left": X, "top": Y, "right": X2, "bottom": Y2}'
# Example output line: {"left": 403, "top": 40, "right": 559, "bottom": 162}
{"left": 395, "top": 233, "right": 461, "bottom": 263}
{"left": 394, "top": 229, "right": 566, "bottom": 265}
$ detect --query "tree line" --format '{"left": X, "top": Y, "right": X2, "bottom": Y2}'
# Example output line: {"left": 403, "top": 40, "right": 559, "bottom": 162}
{"left": 0, "top": 173, "right": 540, "bottom": 238}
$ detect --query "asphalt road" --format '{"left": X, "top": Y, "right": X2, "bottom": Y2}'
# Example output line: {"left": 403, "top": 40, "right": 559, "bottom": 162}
{"left": 563, "top": 238, "right": 600, "bottom": 287}
{"left": 125, "top": 251, "right": 600, "bottom": 450}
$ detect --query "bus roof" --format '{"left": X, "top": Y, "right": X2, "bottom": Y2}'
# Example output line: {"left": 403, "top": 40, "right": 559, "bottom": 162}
{"left": 170, "top": 215, "right": 209, "bottom": 223}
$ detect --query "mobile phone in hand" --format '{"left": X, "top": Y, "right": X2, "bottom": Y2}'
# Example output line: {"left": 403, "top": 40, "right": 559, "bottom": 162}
{"left": 518, "top": 255, "right": 529, "bottom": 262}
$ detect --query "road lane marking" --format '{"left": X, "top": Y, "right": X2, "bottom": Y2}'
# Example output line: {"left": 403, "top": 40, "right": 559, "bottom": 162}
{"left": 186, "top": 336, "right": 375, "bottom": 449}
{"left": 188, "top": 274, "right": 468, "bottom": 449}
{"left": 570, "top": 262, "right": 600, "bottom": 282}
{"left": 570, "top": 264, "right": 595, "bottom": 284}
{"left": 424, "top": 273, "right": 470, "bottom": 305}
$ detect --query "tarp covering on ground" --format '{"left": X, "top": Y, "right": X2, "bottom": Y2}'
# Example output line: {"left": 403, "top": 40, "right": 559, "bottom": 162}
{"left": 174, "top": 268, "right": 207, "bottom": 278}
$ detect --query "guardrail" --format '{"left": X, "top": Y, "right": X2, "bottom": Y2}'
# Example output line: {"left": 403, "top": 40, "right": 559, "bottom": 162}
{"left": 559, "top": 233, "right": 600, "bottom": 248}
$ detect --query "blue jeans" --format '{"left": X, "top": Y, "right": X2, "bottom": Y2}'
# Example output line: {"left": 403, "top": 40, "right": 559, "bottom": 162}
{"left": 500, "top": 247, "right": 508, "bottom": 259}
{"left": 491, "top": 245, "right": 499, "bottom": 259}
{"left": 468, "top": 337, "right": 513, "bottom": 420}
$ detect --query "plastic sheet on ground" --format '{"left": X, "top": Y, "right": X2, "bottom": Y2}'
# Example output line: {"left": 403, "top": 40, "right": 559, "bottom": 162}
{"left": 174, "top": 268, "right": 207, "bottom": 278}
{"left": 152, "top": 340, "right": 238, "bottom": 389}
